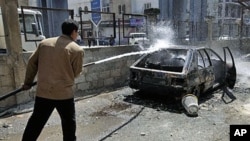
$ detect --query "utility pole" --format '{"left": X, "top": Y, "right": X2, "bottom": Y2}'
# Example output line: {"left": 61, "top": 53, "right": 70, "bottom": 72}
{"left": 118, "top": 18, "right": 121, "bottom": 45}
{"left": 205, "top": 16, "right": 215, "bottom": 48}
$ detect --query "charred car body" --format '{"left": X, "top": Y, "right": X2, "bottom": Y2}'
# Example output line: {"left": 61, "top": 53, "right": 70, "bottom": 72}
{"left": 129, "top": 45, "right": 237, "bottom": 115}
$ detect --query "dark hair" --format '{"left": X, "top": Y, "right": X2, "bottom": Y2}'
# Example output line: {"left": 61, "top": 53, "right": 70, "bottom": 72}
{"left": 61, "top": 19, "right": 79, "bottom": 36}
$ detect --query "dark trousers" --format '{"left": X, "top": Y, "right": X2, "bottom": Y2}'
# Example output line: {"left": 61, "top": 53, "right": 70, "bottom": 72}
{"left": 88, "top": 40, "right": 91, "bottom": 47}
{"left": 22, "top": 97, "right": 76, "bottom": 141}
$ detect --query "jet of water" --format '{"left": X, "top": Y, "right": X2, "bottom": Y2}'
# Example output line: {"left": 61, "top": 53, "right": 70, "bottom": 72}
{"left": 93, "top": 21, "right": 176, "bottom": 65}
{"left": 95, "top": 51, "right": 147, "bottom": 64}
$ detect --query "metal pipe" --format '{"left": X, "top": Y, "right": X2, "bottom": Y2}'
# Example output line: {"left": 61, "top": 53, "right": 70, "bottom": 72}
{"left": 0, "top": 62, "right": 96, "bottom": 101}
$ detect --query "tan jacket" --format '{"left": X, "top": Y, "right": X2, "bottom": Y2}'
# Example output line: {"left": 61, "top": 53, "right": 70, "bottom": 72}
{"left": 24, "top": 35, "right": 84, "bottom": 100}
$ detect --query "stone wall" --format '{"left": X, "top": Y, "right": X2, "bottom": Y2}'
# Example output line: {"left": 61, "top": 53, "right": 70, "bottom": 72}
{"left": 75, "top": 45, "right": 141, "bottom": 97}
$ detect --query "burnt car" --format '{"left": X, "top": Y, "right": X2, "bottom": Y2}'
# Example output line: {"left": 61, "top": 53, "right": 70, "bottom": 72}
{"left": 129, "top": 45, "right": 236, "bottom": 115}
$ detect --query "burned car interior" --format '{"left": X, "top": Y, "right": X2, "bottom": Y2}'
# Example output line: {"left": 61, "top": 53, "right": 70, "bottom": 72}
{"left": 137, "top": 49, "right": 188, "bottom": 72}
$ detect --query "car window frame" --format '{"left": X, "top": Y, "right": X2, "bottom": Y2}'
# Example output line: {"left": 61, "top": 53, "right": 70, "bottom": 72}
{"left": 197, "top": 49, "right": 212, "bottom": 69}
{"left": 204, "top": 48, "right": 223, "bottom": 63}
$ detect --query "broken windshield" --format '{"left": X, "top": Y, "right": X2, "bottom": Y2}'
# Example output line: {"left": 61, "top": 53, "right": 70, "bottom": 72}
{"left": 137, "top": 49, "right": 188, "bottom": 72}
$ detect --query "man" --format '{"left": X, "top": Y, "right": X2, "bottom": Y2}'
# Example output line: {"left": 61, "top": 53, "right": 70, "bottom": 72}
{"left": 109, "top": 35, "right": 115, "bottom": 46}
{"left": 21, "top": 19, "right": 84, "bottom": 141}
{"left": 130, "top": 36, "right": 135, "bottom": 45}
{"left": 87, "top": 32, "right": 92, "bottom": 47}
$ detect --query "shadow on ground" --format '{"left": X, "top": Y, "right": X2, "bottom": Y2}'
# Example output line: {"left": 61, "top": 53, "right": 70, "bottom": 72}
{"left": 123, "top": 89, "right": 219, "bottom": 116}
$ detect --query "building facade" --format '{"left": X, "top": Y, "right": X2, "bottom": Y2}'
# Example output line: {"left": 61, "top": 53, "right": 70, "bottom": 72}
{"left": 24, "top": 0, "right": 248, "bottom": 42}
{"left": 27, "top": 0, "right": 69, "bottom": 38}
{"left": 68, "top": 0, "right": 158, "bottom": 44}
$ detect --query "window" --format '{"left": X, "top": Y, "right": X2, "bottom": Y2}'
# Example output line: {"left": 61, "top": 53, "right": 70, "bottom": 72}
{"left": 102, "top": 6, "right": 110, "bottom": 13}
{"left": 103, "top": 0, "right": 109, "bottom": 4}
{"left": 83, "top": 6, "right": 88, "bottom": 14}
{"left": 102, "top": 0, "right": 110, "bottom": 13}
{"left": 118, "top": 5, "right": 121, "bottom": 14}
{"left": 205, "top": 49, "right": 222, "bottom": 62}
{"left": 231, "top": 6, "right": 235, "bottom": 17}
{"left": 19, "top": 14, "right": 36, "bottom": 33}
{"left": 143, "top": 49, "right": 187, "bottom": 72}
{"left": 225, "top": 5, "right": 229, "bottom": 17}
{"left": 122, "top": 4, "right": 126, "bottom": 14}
{"left": 118, "top": 4, "right": 126, "bottom": 14}
{"left": 218, "top": 5, "right": 222, "bottom": 17}
{"left": 238, "top": 7, "right": 242, "bottom": 17}
{"left": 131, "top": 33, "right": 146, "bottom": 38}
{"left": 144, "top": 3, "right": 151, "bottom": 9}
{"left": 198, "top": 50, "right": 211, "bottom": 69}
{"left": 35, "top": 14, "right": 43, "bottom": 35}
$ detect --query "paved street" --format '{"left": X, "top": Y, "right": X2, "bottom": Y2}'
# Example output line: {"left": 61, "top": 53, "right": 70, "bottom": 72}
{"left": 1, "top": 61, "right": 250, "bottom": 141}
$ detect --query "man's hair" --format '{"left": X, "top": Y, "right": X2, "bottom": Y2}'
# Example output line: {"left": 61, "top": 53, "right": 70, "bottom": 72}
{"left": 61, "top": 19, "right": 79, "bottom": 36}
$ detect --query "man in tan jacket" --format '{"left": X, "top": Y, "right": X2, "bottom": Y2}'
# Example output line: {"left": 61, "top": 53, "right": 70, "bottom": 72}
{"left": 21, "top": 19, "right": 84, "bottom": 141}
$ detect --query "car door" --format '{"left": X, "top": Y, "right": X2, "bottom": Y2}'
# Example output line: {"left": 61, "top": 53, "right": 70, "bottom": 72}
{"left": 206, "top": 48, "right": 225, "bottom": 88}
{"left": 197, "top": 49, "right": 215, "bottom": 91}
{"left": 223, "top": 47, "right": 237, "bottom": 89}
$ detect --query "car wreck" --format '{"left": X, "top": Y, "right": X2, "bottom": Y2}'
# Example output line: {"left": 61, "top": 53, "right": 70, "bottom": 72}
{"left": 129, "top": 45, "right": 237, "bottom": 115}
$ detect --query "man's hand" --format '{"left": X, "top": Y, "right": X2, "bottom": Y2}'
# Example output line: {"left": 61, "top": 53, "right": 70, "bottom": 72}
{"left": 21, "top": 84, "right": 31, "bottom": 90}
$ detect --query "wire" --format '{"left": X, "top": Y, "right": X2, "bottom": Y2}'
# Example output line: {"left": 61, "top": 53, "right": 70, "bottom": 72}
{"left": 99, "top": 106, "right": 145, "bottom": 141}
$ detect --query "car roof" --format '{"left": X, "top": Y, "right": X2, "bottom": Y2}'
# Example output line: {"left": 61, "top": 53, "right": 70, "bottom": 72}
{"left": 159, "top": 45, "right": 208, "bottom": 50}
{"left": 130, "top": 33, "right": 146, "bottom": 34}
